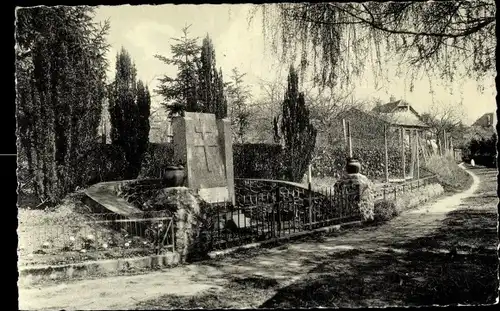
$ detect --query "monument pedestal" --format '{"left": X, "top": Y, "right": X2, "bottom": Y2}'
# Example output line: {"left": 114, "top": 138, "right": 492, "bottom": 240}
{"left": 334, "top": 173, "right": 374, "bottom": 222}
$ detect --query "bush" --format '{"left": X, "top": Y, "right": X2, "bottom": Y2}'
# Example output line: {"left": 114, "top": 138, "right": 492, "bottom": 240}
{"left": 233, "top": 143, "right": 283, "bottom": 179}
{"left": 78, "top": 143, "right": 128, "bottom": 187}
{"left": 465, "top": 133, "right": 497, "bottom": 168}
{"left": 138, "top": 143, "right": 175, "bottom": 179}
{"left": 373, "top": 182, "right": 444, "bottom": 223}
{"left": 373, "top": 199, "right": 399, "bottom": 222}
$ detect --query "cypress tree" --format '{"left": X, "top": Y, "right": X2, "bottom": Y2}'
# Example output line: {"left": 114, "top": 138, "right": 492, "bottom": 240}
{"left": 16, "top": 7, "right": 109, "bottom": 203}
{"left": 279, "top": 65, "right": 317, "bottom": 182}
{"left": 136, "top": 80, "right": 151, "bottom": 170}
{"left": 198, "top": 35, "right": 227, "bottom": 119}
{"left": 109, "top": 48, "right": 150, "bottom": 179}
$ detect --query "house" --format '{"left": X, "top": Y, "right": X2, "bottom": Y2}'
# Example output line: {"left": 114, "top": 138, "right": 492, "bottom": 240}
{"left": 472, "top": 112, "right": 496, "bottom": 128}
{"left": 371, "top": 99, "right": 429, "bottom": 131}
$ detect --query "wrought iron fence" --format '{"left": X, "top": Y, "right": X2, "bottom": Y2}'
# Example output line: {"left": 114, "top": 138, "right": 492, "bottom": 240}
{"left": 201, "top": 183, "right": 362, "bottom": 251}
{"left": 19, "top": 211, "right": 175, "bottom": 265}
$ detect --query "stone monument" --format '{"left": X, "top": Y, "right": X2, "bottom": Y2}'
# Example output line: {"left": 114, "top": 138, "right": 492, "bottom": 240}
{"left": 172, "top": 112, "right": 235, "bottom": 204}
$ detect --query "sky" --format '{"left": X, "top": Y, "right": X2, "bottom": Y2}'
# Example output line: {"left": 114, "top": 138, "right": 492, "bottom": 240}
{"left": 93, "top": 4, "right": 496, "bottom": 125}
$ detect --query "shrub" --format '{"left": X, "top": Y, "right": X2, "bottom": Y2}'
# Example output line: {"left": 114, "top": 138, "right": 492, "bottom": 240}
{"left": 373, "top": 199, "right": 399, "bottom": 222}
{"left": 138, "top": 143, "right": 175, "bottom": 179}
{"left": 463, "top": 130, "right": 497, "bottom": 168}
{"left": 78, "top": 143, "right": 128, "bottom": 187}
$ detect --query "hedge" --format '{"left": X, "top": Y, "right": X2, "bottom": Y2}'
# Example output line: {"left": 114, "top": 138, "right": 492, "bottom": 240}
{"left": 138, "top": 143, "right": 175, "bottom": 178}
{"left": 464, "top": 133, "right": 497, "bottom": 168}
{"left": 311, "top": 145, "right": 413, "bottom": 180}
{"left": 136, "top": 143, "right": 284, "bottom": 180}
{"left": 77, "top": 143, "right": 128, "bottom": 187}
{"left": 233, "top": 143, "right": 283, "bottom": 179}
{"left": 135, "top": 142, "right": 416, "bottom": 182}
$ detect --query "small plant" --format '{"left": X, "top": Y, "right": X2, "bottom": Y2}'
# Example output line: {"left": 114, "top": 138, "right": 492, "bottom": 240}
{"left": 373, "top": 199, "right": 399, "bottom": 222}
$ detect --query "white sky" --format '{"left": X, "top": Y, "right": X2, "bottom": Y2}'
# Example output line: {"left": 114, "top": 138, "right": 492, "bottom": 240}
{"left": 93, "top": 4, "right": 496, "bottom": 125}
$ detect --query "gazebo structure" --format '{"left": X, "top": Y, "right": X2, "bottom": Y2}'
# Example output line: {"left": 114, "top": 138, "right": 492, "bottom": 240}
{"left": 372, "top": 99, "right": 430, "bottom": 180}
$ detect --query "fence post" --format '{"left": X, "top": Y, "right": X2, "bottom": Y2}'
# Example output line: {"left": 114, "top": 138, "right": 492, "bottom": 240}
{"left": 275, "top": 187, "right": 280, "bottom": 238}
{"left": 308, "top": 182, "right": 313, "bottom": 230}
{"left": 342, "top": 118, "right": 347, "bottom": 144}
{"left": 416, "top": 130, "right": 420, "bottom": 180}
{"left": 409, "top": 128, "right": 414, "bottom": 178}
{"left": 347, "top": 121, "right": 353, "bottom": 158}
{"left": 384, "top": 124, "right": 389, "bottom": 183}
{"left": 400, "top": 128, "right": 406, "bottom": 180}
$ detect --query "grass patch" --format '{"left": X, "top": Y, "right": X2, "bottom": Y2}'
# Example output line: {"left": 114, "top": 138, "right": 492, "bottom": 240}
{"left": 424, "top": 154, "right": 473, "bottom": 192}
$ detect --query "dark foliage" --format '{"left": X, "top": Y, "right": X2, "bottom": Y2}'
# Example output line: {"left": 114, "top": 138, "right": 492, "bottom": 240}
{"left": 277, "top": 66, "right": 317, "bottom": 182}
{"left": 465, "top": 133, "right": 497, "bottom": 168}
{"left": 16, "top": 7, "right": 109, "bottom": 204}
{"left": 233, "top": 143, "right": 283, "bottom": 179}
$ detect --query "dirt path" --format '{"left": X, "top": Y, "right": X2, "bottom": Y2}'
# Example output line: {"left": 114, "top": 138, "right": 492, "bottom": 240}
{"left": 19, "top": 165, "right": 497, "bottom": 310}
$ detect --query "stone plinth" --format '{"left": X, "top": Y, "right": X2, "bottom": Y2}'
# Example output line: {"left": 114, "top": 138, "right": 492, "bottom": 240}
{"left": 144, "top": 187, "right": 210, "bottom": 263}
{"left": 334, "top": 173, "right": 374, "bottom": 222}
{"left": 172, "top": 112, "right": 235, "bottom": 204}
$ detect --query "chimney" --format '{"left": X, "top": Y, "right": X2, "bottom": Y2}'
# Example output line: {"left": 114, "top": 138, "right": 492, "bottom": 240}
{"left": 390, "top": 95, "right": 396, "bottom": 102}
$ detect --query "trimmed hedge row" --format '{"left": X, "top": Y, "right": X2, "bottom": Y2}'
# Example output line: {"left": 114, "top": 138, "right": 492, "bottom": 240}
{"left": 134, "top": 142, "right": 416, "bottom": 182}
{"left": 78, "top": 143, "right": 128, "bottom": 186}
{"left": 84, "top": 142, "right": 418, "bottom": 185}
{"left": 138, "top": 143, "right": 175, "bottom": 179}
{"left": 464, "top": 133, "right": 497, "bottom": 168}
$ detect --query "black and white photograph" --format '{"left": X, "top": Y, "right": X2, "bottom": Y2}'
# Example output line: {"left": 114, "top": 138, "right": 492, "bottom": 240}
{"left": 16, "top": 2, "right": 498, "bottom": 309}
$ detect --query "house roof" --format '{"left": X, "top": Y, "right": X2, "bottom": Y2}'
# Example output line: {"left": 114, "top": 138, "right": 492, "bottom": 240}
{"left": 472, "top": 112, "right": 497, "bottom": 127}
{"left": 371, "top": 100, "right": 429, "bottom": 128}
{"left": 372, "top": 100, "right": 405, "bottom": 113}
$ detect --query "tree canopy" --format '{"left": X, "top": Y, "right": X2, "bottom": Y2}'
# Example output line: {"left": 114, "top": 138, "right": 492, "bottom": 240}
{"left": 155, "top": 26, "right": 227, "bottom": 118}
{"left": 258, "top": 1, "right": 495, "bottom": 90}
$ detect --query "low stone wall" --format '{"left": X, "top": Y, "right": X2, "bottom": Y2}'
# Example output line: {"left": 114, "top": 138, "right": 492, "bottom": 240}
{"left": 114, "top": 179, "right": 167, "bottom": 210}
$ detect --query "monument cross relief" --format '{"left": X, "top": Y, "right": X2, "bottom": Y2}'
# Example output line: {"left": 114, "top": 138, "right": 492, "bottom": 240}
{"left": 172, "top": 112, "right": 235, "bottom": 204}
{"left": 194, "top": 116, "right": 218, "bottom": 172}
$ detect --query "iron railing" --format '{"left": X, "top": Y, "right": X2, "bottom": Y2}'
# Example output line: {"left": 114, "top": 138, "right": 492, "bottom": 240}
{"left": 373, "top": 175, "right": 439, "bottom": 201}
{"left": 201, "top": 183, "right": 362, "bottom": 251}
{"left": 20, "top": 175, "right": 441, "bottom": 262}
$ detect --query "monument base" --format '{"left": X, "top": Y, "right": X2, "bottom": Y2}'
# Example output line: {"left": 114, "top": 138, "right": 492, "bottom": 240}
{"left": 198, "top": 186, "right": 230, "bottom": 204}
